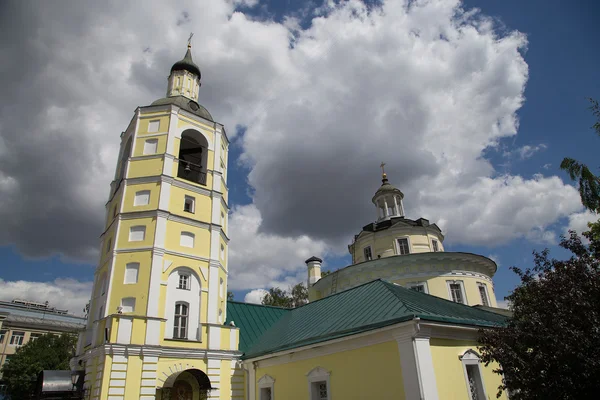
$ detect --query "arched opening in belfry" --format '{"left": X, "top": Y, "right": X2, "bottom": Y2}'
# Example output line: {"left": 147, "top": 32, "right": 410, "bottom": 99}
{"left": 116, "top": 136, "right": 133, "bottom": 183}
{"left": 177, "top": 130, "right": 208, "bottom": 185}
{"left": 159, "top": 368, "right": 212, "bottom": 400}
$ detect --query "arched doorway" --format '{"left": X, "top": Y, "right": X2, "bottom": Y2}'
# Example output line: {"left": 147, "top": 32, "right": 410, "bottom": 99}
{"left": 158, "top": 368, "right": 212, "bottom": 400}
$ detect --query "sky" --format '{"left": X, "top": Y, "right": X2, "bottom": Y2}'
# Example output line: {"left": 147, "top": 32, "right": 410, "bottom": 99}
{"left": 0, "top": 0, "right": 598, "bottom": 314}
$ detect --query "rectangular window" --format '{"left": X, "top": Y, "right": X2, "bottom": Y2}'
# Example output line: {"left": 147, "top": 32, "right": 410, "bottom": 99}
{"left": 143, "top": 139, "right": 158, "bottom": 155}
{"left": 465, "top": 364, "right": 487, "bottom": 400}
{"left": 124, "top": 263, "right": 140, "bottom": 284}
{"left": 363, "top": 246, "right": 373, "bottom": 261}
{"left": 397, "top": 238, "right": 410, "bottom": 255}
{"left": 9, "top": 331, "right": 25, "bottom": 346}
{"left": 432, "top": 240, "right": 439, "bottom": 252}
{"left": 178, "top": 274, "right": 190, "bottom": 290}
{"left": 184, "top": 195, "right": 195, "bottom": 213}
{"left": 29, "top": 333, "right": 42, "bottom": 341}
{"left": 180, "top": 232, "right": 195, "bottom": 248}
{"left": 0, "top": 330, "right": 6, "bottom": 343}
{"left": 129, "top": 226, "right": 146, "bottom": 242}
{"left": 147, "top": 120, "right": 160, "bottom": 133}
{"left": 120, "top": 297, "right": 135, "bottom": 313}
{"left": 478, "top": 283, "right": 490, "bottom": 306}
{"left": 134, "top": 190, "right": 150, "bottom": 206}
{"left": 449, "top": 282, "right": 465, "bottom": 304}
{"left": 173, "top": 303, "right": 188, "bottom": 339}
{"left": 260, "top": 387, "right": 272, "bottom": 400}
{"left": 311, "top": 381, "right": 329, "bottom": 400}
{"left": 409, "top": 284, "right": 426, "bottom": 293}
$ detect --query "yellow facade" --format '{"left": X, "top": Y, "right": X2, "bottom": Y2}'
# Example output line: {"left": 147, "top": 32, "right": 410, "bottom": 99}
{"left": 75, "top": 45, "right": 240, "bottom": 400}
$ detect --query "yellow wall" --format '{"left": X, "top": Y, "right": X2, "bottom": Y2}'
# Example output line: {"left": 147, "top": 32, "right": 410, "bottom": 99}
{"left": 169, "top": 186, "right": 212, "bottom": 222}
{"left": 122, "top": 182, "right": 161, "bottom": 213}
{"left": 255, "top": 340, "right": 404, "bottom": 400}
{"left": 128, "top": 158, "right": 164, "bottom": 178}
{"left": 353, "top": 227, "right": 444, "bottom": 263}
{"left": 430, "top": 338, "right": 507, "bottom": 400}
{"left": 108, "top": 251, "right": 153, "bottom": 317}
{"left": 138, "top": 114, "right": 170, "bottom": 134}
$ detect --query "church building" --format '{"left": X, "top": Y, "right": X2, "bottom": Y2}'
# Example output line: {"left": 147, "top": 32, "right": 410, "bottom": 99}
{"left": 74, "top": 43, "right": 509, "bottom": 400}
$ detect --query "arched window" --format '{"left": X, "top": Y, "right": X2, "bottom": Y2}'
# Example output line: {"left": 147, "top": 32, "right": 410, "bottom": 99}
{"left": 460, "top": 350, "right": 488, "bottom": 400}
{"left": 177, "top": 130, "right": 208, "bottom": 185}
{"left": 173, "top": 302, "right": 189, "bottom": 339}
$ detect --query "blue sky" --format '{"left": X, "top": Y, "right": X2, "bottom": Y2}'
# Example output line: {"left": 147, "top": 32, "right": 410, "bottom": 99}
{"left": 0, "top": 0, "right": 598, "bottom": 312}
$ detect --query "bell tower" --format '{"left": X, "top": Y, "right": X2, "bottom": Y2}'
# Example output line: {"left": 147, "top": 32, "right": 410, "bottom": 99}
{"left": 75, "top": 42, "right": 242, "bottom": 400}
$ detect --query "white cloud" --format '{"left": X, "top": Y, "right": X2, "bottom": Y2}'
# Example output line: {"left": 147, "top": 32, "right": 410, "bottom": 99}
{"left": 0, "top": 278, "right": 92, "bottom": 316}
{"left": 228, "top": 204, "right": 329, "bottom": 290}
{"left": 243, "top": 289, "right": 268, "bottom": 304}
{"left": 565, "top": 210, "right": 598, "bottom": 239}
{"left": 496, "top": 299, "right": 510, "bottom": 309}
{"left": 511, "top": 144, "right": 548, "bottom": 160}
{"left": 0, "top": 0, "right": 588, "bottom": 292}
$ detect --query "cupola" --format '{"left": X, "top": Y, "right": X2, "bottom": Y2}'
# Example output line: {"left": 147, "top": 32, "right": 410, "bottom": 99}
{"left": 166, "top": 42, "right": 202, "bottom": 102}
{"left": 372, "top": 165, "right": 405, "bottom": 221}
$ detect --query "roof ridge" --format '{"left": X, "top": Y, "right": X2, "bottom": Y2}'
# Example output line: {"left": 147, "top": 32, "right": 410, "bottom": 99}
{"left": 226, "top": 300, "right": 291, "bottom": 310}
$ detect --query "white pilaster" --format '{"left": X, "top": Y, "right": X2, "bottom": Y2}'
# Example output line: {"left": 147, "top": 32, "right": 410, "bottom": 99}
{"left": 384, "top": 199, "right": 389, "bottom": 217}
{"left": 395, "top": 326, "right": 439, "bottom": 400}
{"left": 393, "top": 196, "right": 399, "bottom": 217}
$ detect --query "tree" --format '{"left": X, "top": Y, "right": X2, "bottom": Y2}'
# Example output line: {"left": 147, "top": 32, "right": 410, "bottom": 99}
{"left": 560, "top": 98, "right": 600, "bottom": 212}
{"left": 2, "top": 333, "right": 77, "bottom": 399}
{"left": 227, "top": 291, "right": 234, "bottom": 301}
{"left": 478, "top": 228, "right": 600, "bottom": 399}
{"left": 262, "top": 283, "right": 309, "bottom": 308}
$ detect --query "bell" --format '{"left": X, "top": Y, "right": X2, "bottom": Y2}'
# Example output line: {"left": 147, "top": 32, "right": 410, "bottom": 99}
{"left": 184, "top": 163, "right": 191, "bottom": 174}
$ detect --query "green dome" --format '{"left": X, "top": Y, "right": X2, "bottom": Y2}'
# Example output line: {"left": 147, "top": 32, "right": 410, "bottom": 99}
{"left": 372, "top": 174, "right": 404, "bottom": 203}
{"left": 171, "top": 47, "right": 201, "bottom": 78}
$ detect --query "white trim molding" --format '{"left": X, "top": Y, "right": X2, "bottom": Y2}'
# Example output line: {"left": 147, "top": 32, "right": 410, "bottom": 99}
{"left": 460, "top": 349, "right": 488, "bottom": 400}
{"left": 257, "top": 374, "right": 275, "bottom": 400}
{"left": 446, "top": 279, "right": 468, "bottom": 305}
{"left": 306, "top": 367, "right": 331, "bottom": 400}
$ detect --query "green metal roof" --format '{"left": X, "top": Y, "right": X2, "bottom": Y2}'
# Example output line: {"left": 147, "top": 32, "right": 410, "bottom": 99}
{"left": 242, "top": 279, "right": 507, "bottom": 359}
{"left": 226, "top": 301, "right": 290, "bottom": 353}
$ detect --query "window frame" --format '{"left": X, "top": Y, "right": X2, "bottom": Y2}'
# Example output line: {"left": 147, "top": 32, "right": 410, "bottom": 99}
{"left": 180, "top": 231, "right": 195, "bottom": 248}
{"left": 29, "top": 333, "right": 43, "bottom": 341}
{"left": 124, "top": 262, "right": 140, "bottom": 284}
{"left": 120, "top": 297, "right": 136, "bottom": 313}
{"left": 363, "top": 246, "right": 373, "bottom": 261}
{"left": 0, "top": 330, "right": 7, "bottom": 343}
{"left": 147, "top": 120, "right": 160, "bottom": 133}
{"left": 446, "top": 280, "right": 467, "bottom": 304}
{"left": 460, "top": 349, "right": 488, "bottom": 400}
{"left": 306, "top": 367, "right": 331, "bottom": 400}
{"left": 9, "top": 331, "right": 25, "bottom": 346}
{"left": 178, "top": 273, "right": 191, "bottom": 290}
{"left": 128, "top": 225, "right": 146, "bottom": 242}
{"left": 432, "top": 239, "right": 439, "bottom": 252}
{"left": 407, "top": 281, "right": 429, "bottom": 294}
{"left": 258, "top": 374, "right": 275, "bottom": 400}
{"left": 477, "top": 283, "right": 490, "bottom": 306}
{"left": 143, "top": 138, "right": 159, "bottom": 155}
{"left": 183, "top": 195, "right": 195, "bottom": 213}
{"left": 173, "top": 301, "right": 189, "bottom": 339}
{"left": 134, "top": 190, "right": 151, "bottom": 207}
{"left": 396, "top": 237, "right": 411, "bottom": 255}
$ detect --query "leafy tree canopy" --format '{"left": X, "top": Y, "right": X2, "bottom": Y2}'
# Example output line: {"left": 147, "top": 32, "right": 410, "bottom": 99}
{"left": 560, "top": 98, "right": 600, "bottom": 212}
{"left": 1, "top": 333, "right": 77, "bottom": 399}
{"left": 227, "top": 291, "right": 234, "bottom": 301}
{"left": 479, "top": 226, "right": 600, "bottom": 399}
{"left": 262, "top": 283, "right": 308, "bottom": 308}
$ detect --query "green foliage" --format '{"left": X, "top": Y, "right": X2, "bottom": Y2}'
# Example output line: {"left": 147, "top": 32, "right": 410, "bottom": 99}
{"left": 1, "top": 333, "right": 77, "bottom": 399}
{"left": 262, "top": 283, "right": 308, "bottom": 308}
{"left": 478, "top": 227, "right": 600, "bottom": 399}
{"left": 227, "top": 291, "right": 235, "bottom": 301}
{"left": 560, "top": 98, "right": 600, "bottom": 212}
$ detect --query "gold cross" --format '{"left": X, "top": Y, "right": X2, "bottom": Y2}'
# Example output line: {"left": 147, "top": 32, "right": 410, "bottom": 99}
{"left": 380, "top": 162, "right": 386, "bottom": 175}
{"left": 187, "top": 32, "right": 194, "bottom": 47}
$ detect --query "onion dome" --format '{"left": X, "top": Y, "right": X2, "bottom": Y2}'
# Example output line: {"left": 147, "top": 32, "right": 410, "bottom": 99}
{"left": 170, "top": 44, "right": 201, "bottom": 78}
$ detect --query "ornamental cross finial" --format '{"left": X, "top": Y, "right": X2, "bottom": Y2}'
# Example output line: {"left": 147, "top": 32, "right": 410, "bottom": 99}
{"left": 187, "top": 32, "right": 194, "bottom": 48}
{"left": 380, "top": 162, "right": 386, "bottom": 175}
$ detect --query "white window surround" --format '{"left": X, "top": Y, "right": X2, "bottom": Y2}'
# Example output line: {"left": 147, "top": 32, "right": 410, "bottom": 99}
{"left": 134, "top": 190, "right": 150, "bottom": 206}
{"left": 306, "top": 367, "right": 331, "bottom": 400}
{"left": 407, "top": 281, "right": 429, "bottom": 294}
{"left": 363, "top": 246, "right": 373, "bottom": 261}
{"left": 129, "top": 226, "right": 146, "bottom": 242}
{"left": 180, "top": 231, "right": 195, "bottom": 248}
{"left": 477, "top": 283, "right": 490, "bottom": 306}
{"left": 184, "top": 195, "right": 195, "bottom": 213}
{"left": 446, "top": 280, "right": 468, "bottom": 304}
{"left": 395, "top": 236, "right": 411, "bottom": 255}
{"left": 121, "top": 297, "right": 136, "bottom": 313}
{"left": 460, "top": 349, "right": 488, "bottom": 400}
{"left": 147, "top": 120, "right": 160, "bottom": 133}
{"left": 258, "top": 374, "right": 275, "bottom": 400}
{"left": 9, "top": 331, "right": 25, "bottom": 346}
{"left": 164, "top": 268, "right": 201, "bottom": 340}
{"left": 124, "top": 262, "right": 139, "bottom": 284}
{"left": 143, "top": 138, "right": 159, "bottom": 155}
